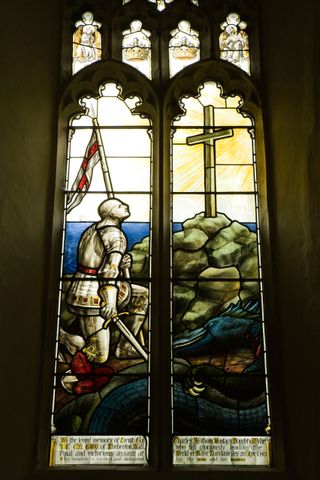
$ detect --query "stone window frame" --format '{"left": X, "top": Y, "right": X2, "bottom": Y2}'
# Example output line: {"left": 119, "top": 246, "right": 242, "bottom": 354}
{"left": 36, "top": 0, "right": 285, "bottom": 477}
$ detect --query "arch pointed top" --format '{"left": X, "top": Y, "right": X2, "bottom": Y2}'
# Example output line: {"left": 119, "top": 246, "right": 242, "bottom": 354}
{"left": 60, "top": 59, "right": 159, "bottom": 122}
{"left": 164, "top": 58, "right": 261, "bottom": 122}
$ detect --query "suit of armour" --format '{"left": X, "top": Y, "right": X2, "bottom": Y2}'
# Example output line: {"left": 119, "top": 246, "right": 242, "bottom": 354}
{"left": 66, "top": 219, "right": 148, "bottom": 363}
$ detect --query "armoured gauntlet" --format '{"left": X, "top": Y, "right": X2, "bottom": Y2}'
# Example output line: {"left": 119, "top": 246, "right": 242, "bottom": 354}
{"left": 98, "top": 285, "right": 118, "bottom": 325}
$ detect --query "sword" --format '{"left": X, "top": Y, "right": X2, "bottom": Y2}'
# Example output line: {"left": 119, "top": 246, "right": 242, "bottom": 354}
{"left": 102, "top": 312, "right": 148, "bottom": 361}
{"left": 103, "top": 312, "right": 148, "bottom": 361}
{"left": 119, "top": 266, "right": 147, "bottom": 358}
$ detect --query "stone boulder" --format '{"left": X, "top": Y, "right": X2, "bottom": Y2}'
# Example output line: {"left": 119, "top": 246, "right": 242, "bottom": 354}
{"left": 172, "top": 281, "right": 197, "bottom": 332}
{"left": 173, "top": 282, "right": 197, "bottom": 315}
{"left": 239, "top": 281, "right": 260, "bottom": 301}
{"left": 173, "top": 249, "right": 209, "bottom": 278}
{"left": 205, "top": 221, "right": 258, "bottom": 270}
{"left": 181, "top": 266, "right": 240, "bottom": 329}
{"left": 206, "top": 240, "right": 242, "bottom": 267}
{"left": 129, "top": 236, "right": 149, "bottom": 278}
{"left": 182, "top": 228, "right": 208, "bottom": 251}
{"left": 238, "top": 255, "right": 259, "bottom": 279}
{"left": 173, "top": 227, "right": 208, "bottom": 251}
{"left": 183, "top": 212, "right": 231, "bottom": 237}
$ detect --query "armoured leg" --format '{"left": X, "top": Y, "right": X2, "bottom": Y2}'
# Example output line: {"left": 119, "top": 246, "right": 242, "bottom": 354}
{"left": 59, "top": 327, "right": 85, "bottom": 356}
{"left": 79, "top": 315, "right": 110, "bottom": 363}
{"left": 115, "top": 284, "right": 148, "bottom": 359}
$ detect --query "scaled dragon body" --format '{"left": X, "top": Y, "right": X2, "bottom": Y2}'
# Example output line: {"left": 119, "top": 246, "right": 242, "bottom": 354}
{"left": 55, "top": 301, "right": 268, "bottom": 436}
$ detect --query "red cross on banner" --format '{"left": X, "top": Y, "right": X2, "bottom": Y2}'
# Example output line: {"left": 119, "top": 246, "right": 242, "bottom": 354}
{"left": 66, "top": 130, "right": 100, "bottom": 213}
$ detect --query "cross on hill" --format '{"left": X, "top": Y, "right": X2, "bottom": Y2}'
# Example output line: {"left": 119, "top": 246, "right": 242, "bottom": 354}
{"left": 186, "top": 105, "right": 233, "bottom": 217}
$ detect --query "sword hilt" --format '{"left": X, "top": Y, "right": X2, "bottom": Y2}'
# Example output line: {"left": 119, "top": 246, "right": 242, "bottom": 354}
{"left": 103, "top": 311, "right": 129, "bottom": 329}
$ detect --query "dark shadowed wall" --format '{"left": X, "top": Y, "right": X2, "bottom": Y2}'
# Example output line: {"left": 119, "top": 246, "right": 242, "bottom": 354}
{"left": 1, "top": 1, "right": 319, "bottom": 479}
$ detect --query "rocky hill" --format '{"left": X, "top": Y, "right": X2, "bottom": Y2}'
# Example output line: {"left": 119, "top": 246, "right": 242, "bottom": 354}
{"left": 129, "top": 212, "right": 259, "bottom": 334}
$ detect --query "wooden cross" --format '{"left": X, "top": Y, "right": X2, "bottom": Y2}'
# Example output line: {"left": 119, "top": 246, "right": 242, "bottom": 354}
{"left": 186, "top": 105, "right": 233, "bottom": 217}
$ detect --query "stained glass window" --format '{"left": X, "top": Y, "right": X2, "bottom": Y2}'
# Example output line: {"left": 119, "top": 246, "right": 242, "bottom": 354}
{"left": 122, "top": 21, "right": 152, "bottom": 79}
{"left": 50, "top": 0, "right": 273, "bottom": 468}
{"left": 50, "top": 82, "right": 152, "bottom": 466}
{"left": 169, "top": 21, "right": 200, "bottom": 77}
{"left": 72, "top": 11, "right": 102, "bottom": 75}
{"left": 171, "top": 81, "right": 271, "bottom": 465}
{"left": 220, "top": 13, "right": 250, "bottom": 74}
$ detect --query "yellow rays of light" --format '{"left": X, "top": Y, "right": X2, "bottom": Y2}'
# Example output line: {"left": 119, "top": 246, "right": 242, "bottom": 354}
{"left": 216, "top": 128, "right": 253, "bottom": 165}
{"left": 172, "top": 144, "right": 203, "bottom": 192}
{"left": 173, "top": 97, "right": 203, "bottom": 126}
{"left": 216, "top": 165, "right": 254, "bottom": 192}
{"left": 198, "top": 81, "right": 226, "bottom": 108}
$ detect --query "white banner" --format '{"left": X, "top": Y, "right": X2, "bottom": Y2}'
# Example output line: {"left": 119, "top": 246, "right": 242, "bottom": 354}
{"left": 173, "top": 436, "right": 271, "bottom": 466}
{"left": 50, "top": 435, "right": 147, "bottom": 466}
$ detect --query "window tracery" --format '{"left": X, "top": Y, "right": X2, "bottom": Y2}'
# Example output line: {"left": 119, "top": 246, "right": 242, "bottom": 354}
{"left": 48, "top": 0, "right": 272, "bottom": 469}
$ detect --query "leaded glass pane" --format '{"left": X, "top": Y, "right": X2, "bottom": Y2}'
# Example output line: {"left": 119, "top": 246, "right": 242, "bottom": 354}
{"left": 123, "top": 0, "right": 199, "bottom": 10}
{"left": 170, "top": 81, "right": 271, "bottom": 466}
{"left": 219, "top": 13, "right": 250, "bottom": 75}
{"left": 50, "top": 82, "right": 152, "bottom": 466}
{"left": 169, "top": 21, "right": 200, "bottom": 77}
{"left": 122, "top": 21, "right": 152, "bottom": 79}
{"left": 72, "top": 12, "right": 102, "bottom": 75}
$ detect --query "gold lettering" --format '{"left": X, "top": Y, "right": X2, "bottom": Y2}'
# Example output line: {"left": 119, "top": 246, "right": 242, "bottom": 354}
{"left": 73, "top": 443, "right": 83, "bottom": 450}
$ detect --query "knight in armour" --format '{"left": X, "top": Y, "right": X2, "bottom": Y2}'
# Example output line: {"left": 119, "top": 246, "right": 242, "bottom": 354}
{"left": 63, "top": 198, "right": 148, "bottom": 364}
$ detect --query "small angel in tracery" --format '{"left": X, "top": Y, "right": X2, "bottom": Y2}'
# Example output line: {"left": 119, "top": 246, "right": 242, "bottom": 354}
{"left": 73, "top": 11, "right": 102, "bottom": 74}
{"left": 220, "top": 12, "right": 250, "bottom": 74}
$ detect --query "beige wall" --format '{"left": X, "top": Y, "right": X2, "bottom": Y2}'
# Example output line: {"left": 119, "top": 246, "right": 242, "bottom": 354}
{"left": 1, "top": 1, "right": 319, "bottom": 479}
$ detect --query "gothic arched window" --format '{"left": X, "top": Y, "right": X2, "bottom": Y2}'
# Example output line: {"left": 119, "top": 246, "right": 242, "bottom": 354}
{"left": 44, "top": 0, "right": 278, "bottom": 471}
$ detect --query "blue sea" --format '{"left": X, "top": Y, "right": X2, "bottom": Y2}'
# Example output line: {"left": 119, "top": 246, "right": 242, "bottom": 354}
{"left": 64, "top": 222, "right": 150, "bottom": 274}
{"left": 63, "top": 221, "right": 256, "bottom": 274}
